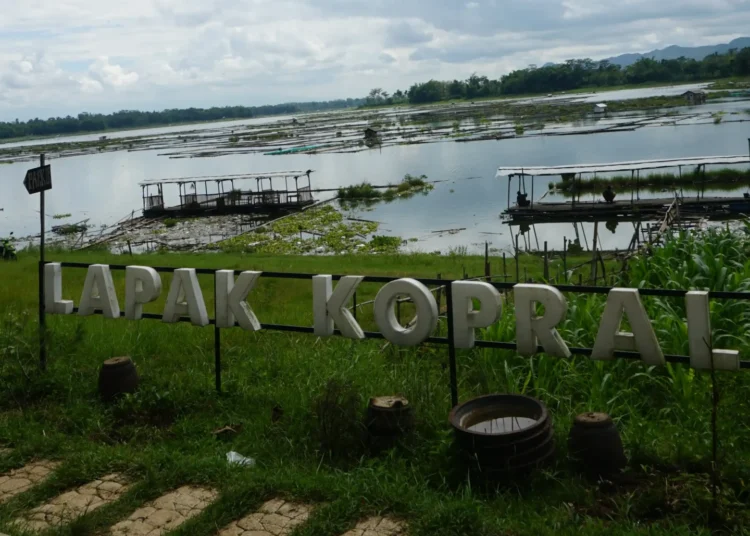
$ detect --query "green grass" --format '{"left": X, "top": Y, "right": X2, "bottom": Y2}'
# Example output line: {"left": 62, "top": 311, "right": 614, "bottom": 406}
{"left": 338, "top": 176, "right": 434, "bottom": 211}
{"left": 708, "top": 77, "right": 750, "bottom": 90}
{"left": 337, "top": 183, "right": 382, "bottom": 201}
{"left": 551, "top": 168, "right": 750, "bottom": 194}
{"left": 1, "top": 237, "right": 750, "bottom": 535}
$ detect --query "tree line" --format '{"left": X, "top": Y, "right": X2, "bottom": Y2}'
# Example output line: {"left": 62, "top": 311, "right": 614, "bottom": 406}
{"left": 0, "top": 99, "right": 365, "bottom": 140}
{"left": 371, "top": 47, "right": 750, "bottom": 105}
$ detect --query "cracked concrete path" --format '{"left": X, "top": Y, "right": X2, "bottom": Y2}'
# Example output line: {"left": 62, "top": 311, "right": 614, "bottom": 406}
{"left": 0, "top": 460, "right": 60, "bottom": 504}
{"left": 218, "top": 498, "right": 312, "bottom": 536}
{"left": 14, "top": 473, "right": 129, "bottom": 532}
{"left": 109, "top": 485, "right": 218, "bottom": 536}
{"left": 341, "top": 517, "right": 405, "bottom": 536}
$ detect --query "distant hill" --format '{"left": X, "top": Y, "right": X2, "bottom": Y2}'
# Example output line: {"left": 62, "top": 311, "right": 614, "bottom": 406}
{"left": 605, "top": 37, "right": 750, "bottom": 67}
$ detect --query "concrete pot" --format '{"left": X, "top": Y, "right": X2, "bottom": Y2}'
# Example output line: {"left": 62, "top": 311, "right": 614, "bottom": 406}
{"left": 568, "top": 412, "right": 627, "bottom": 476}
{"left": 98, "top": 356, "right": 139, "bottom": 402}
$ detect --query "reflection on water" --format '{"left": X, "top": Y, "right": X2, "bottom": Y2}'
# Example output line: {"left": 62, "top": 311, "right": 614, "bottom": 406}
{"left": 466, "top": 416, "right": 538, "bottom": 434}
{"left": 1, "top": 120, "right": 749, "bottom": 254}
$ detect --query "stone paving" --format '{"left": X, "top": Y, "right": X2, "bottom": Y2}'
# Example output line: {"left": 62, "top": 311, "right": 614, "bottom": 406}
{"left": 108, "top": 485, "right": 218, "bottom": 536}
{"left": 14, "top": 473, "right": 129, "bottom": 532}
{"left": 341, "top": 517, "right": 405, "bottom": 536}
{"left": 0, "top": 460, "right": 59, "bottom": 504}
{"left": 218, "top": 498, "right": 312, "bottom": 536}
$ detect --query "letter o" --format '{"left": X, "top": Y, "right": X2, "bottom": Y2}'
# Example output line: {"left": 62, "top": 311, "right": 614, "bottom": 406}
{"left": 373, "top": 278, "right": 438, "bottom": 346}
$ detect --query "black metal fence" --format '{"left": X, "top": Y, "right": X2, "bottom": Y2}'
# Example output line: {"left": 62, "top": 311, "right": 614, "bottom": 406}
{"left": 47, "top": 261, "right": 750, "bottom": 406}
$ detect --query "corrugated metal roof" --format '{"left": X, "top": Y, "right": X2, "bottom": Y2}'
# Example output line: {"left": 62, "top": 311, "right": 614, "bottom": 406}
{"left": 496, "top": 156, "right": 750, "bottom": 178}
{"left": 139, "top": 170, "right": 313, "bottom": 186}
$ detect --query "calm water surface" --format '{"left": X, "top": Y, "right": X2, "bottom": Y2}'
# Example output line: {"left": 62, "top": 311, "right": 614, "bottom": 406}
{"left": 1, "top": 119, "right": 748, "bottom": 254}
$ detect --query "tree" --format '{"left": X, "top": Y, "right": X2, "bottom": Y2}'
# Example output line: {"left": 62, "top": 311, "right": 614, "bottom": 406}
{"left": 408, "top": 80, "right": 447, "bottom": 104}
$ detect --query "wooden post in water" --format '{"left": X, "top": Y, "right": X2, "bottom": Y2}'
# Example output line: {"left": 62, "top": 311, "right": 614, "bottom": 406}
{"left": 507, "top": 174, "right": 511, "bottom": 210}
{"left": 502, "top": 252, "right": 507, "bottom": 281}
{"left": 530, "top": 175, "right": 534, "bottom": 208}
{"left": 543, "top": 241, "right": 549, "bottom": 281}
{"left": 591, "top": 221, "right": 599, "bottom": 283}
{"left": 515, "top": 234, "right": 520, "bottom": 282}
{"left": 563, "top": 237, "right": 568, "bottom": 277}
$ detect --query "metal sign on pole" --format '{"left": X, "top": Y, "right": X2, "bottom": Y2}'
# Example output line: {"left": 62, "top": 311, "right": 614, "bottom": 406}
{"left": 23, "top": 164, "right": 52, "bottom": 195}
{"left": 24, "top": 155, "right": 50, "bottom": 370}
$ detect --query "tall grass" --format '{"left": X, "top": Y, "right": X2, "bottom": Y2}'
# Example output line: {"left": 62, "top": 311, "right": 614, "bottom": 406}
{"left": 1, "top": 237, "right": 750, "bottom": 534}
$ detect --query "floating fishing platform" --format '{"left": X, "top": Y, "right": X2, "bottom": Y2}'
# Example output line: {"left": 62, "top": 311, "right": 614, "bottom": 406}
{"left": 504, "top": 195, "right": 750, "bottom": 223}
{"left": 498, "top": 155, "right": 750, "bottom": 224}
{"left": 140, "top": 170, "right": 315, "bottom": 218}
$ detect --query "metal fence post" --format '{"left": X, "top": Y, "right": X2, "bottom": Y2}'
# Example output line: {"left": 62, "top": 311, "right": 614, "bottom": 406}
{"left": 39, "top": 153, "right": 46, "bottom": 371}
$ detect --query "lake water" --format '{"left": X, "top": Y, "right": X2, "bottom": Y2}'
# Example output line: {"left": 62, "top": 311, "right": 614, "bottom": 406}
{"left": 1, "top": 117, "right": 749, "bottom": 255}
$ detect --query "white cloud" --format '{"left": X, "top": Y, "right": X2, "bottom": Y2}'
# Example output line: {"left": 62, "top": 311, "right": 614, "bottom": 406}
{"left": 0, "top": 0, "right": 749, "bottom": 120}
{"left": 89, "top": 57, "right": 140, "bottom": 87}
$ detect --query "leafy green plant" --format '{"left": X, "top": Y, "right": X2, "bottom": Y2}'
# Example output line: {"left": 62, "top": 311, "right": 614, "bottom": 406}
{"left": 338, "top": 183, "right": 382, "bottom": 200}
{"left": 552, "top": 167, "right": 750, "bottom": 194}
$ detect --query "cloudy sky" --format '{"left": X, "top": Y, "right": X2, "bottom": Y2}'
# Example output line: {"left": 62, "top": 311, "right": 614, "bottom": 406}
{"left": 1, "top": 0, "right": 749, "bottom": 121}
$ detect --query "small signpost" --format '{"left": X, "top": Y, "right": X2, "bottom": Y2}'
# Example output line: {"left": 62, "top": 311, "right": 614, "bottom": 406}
{"left": 25, "top": 154, "right": 50, "bottom": 370}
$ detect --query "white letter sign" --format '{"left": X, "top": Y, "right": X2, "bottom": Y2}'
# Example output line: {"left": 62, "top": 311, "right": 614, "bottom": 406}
{"left": 514, "top": 284, "right": 571, "bottom": 358}
{"left": 591, "top": 288, "right": 664, "bottom": 365}
{"left": 216, "top": 270, "right": 262, "bottom": 331}
{"left": 125, "top": 266, "right": 162, "bottom": 320}
{"left": 374, "top": 278, "right": 438, "bottom": 346}
{"left": 162, "top": 268, "right": 209, "bottom": 326}
{"left": 312, "top": 275, "right": 364, "bottom": 339}
{"left": 685, "top": 291, "right": 739, "bottom": 370}
{"left": 451, "top": 281, "right": 503, "bottom": 349}
{"left": 79, "top": 264, "right": 120, "bottom": 318}
{"left": 44, "top": 263, "right": 73, "bottom": 315}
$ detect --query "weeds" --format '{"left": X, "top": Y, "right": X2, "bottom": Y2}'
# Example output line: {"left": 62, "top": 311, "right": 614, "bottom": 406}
{"left": 0, "top": 229, "right": 750, "bottom": 534}
{"left": 312, "top": 379, "right": 366, "bottom": 463}
{"left": 553, "top": 167, "right": 750, "bottom": 194}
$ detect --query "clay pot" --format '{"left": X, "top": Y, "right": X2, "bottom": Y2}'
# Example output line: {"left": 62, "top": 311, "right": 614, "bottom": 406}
{"left": 98, "top": 357, "right": 139, "bottom": 402}
{"left": 568, "top": 412, "right": 627, "bottom": 476}
{"left": 449, "top": 394, "right": 554, "bottom": 478}
{"left": 365, "top": 396, "right": 414, "bottom": 452}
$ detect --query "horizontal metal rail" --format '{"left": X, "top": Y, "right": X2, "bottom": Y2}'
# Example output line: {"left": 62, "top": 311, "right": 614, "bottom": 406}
{"left": 56, "top": 262, "right": 750, "bottom": 300}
